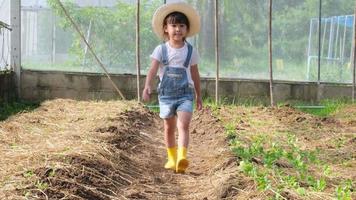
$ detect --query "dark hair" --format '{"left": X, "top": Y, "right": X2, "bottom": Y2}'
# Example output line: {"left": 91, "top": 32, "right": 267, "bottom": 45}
{"left": 163, "top": 12, "right": 190, "bottom": 30}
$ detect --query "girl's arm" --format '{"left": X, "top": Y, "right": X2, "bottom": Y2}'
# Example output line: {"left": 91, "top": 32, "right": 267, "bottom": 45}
{"left": 190, "top": 64, "right": 202, "bottom": 110}
{"left": 142, "top": 59, "right": 160, "bottom": 101}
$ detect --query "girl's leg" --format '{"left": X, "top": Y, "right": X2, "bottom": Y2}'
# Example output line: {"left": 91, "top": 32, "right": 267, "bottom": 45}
{"left": 164, "top": 116, "right": 177, "bottom": 147}
{"left": 176, "top": 111, "right": 192, "bottom": 147}
{"left": 176, "top": 111, "right": 192, "bottom": 173}
{"left": 163, "top": 116, "right": 177, "bottom": 170}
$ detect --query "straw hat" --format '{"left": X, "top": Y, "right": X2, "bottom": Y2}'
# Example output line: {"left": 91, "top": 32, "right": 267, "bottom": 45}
{"left": 152, "top": 2, "right": 200, "bottom": 40}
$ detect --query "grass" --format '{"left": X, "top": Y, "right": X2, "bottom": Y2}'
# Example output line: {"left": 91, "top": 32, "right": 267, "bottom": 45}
{"left": 0, "top": 101, "right": 40, "bottom": 121}
{"left": 146, "top": 97, "right": 351, "bottom": 118}
{"left": 207, "top": 99, "right": 355, "bottom": 199}
{"left": 291, "top": 99, "right": 351, "bottom": 117}
{"left": 144, "top": 104, "right": 160, "bottom": 113}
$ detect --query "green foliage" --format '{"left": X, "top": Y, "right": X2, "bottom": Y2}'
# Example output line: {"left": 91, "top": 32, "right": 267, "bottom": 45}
{"left": 23, "top": 170, "right": 34, "bottom": 178}
{"left": 0, "top": 101, "right": 39, "bottom": 121}
{"left": 35, "top": 180, "right": 48, "bottom": 191}
{"left": 47, "top": 0, "right": 161, "bottom": 73}
{"left": 295, "top": 99, "right": 348, "bottom": 117}
{"left": 224, "top": 122, "right": 236, "bottom": 140}
{"left": 144, "top": 104, "right": 159, "bottom": 113}
{"left": 227, "top": 126, "right": 332, "bottom": 196}
{"left": 335, "top": 180, "right": 353, "bottom": 200}
{"left": 34, "top": 0, "right": 354, "bottom": 83}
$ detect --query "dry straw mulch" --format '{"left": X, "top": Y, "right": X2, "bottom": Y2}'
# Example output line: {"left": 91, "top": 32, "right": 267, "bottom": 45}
{"left": 0, "top": 99, "right": 244, "bottom": 199}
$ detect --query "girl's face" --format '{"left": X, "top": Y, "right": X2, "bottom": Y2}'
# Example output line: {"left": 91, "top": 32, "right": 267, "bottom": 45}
{"left": 164, "top": 23, "right": 188, "bottom": 42}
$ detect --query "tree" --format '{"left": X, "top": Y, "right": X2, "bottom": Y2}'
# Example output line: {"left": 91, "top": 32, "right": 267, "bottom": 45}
{"left": 47, "top": 0, "right": 161, "bottom": 73}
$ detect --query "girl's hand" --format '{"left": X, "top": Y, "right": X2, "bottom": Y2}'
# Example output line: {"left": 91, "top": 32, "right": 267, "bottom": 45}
{"left": 142, "top": 87, "right": 151, "bottom": 101}
{"left": 196, "top": 97, "right": 202, "bottom": 110}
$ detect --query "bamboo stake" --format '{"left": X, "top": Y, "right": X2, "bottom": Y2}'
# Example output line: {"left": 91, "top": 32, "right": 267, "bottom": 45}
{"left": 55, "top": 0, "right": 125, "bottom": 100}
{"left": 136, "top": 0, "right": 141, "bottom": 102}
{"left": 268, "top": 0, "right": 274, "bottom": 106}
{"left": 214, "top": 0, "right": 219, "bottom": 104}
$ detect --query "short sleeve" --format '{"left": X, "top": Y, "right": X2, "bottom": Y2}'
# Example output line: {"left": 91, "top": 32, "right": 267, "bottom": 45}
{"left": 150, "top": 45, "right": 162, "bottom": 62}
{"left": 190, "top": 48, "right": 200, "bottom": 66}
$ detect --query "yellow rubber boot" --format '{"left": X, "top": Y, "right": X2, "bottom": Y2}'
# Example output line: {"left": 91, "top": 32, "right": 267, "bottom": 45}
{"left": 164, "top": 147, "right": 177, "bottom": 170}
{"left": 176, "top": 147, "right": 189, "bottom": 173}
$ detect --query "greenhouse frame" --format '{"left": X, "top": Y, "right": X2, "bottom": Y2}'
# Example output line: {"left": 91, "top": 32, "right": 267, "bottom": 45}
{"left": 0, "top": 0, "right": 355, "bottom": 105}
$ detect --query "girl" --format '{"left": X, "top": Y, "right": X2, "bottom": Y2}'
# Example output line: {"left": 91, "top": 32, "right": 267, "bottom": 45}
{"left": 142, "top": 2, "right": 202, "bottom": 173}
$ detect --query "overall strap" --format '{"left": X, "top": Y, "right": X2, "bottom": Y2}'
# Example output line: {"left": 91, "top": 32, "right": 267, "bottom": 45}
{"left": 183, "top": 43, "right": 193, "bottom": 68}
{"left": 161, "top": 43, "right": 169, "bottom": 66}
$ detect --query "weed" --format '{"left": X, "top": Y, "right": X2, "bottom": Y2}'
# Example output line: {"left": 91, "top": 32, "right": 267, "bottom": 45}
{"left": 224, "top": 122, "right": 237, "bottom": 140}
{"left": 23, "top": 170, "right": 34, "bottom": 178}
{"left": 48, "top": 168, "right": 56, "bottom": 177}
{"left": 0, "top": 101, "right": 39, "bottom": 121}
{"left": 220, "top": 101, "right": 355, "bottom": 199}
{"left": 227, "top": 126, "right": 330, "bottom": 197}
{"left": 296, "top": 187, "right": 306, "bottom": 196}
{"left": 144, "top": 104, "right": 160, "bottom": 113}
{"left": 35, "top": 180, "right": 48, "bottom": 191}
{"left": 293, "top": 99, "right": 349, "bottom": 117}
{"left": 335, "top": 180, "right": 353, "bottom": 200}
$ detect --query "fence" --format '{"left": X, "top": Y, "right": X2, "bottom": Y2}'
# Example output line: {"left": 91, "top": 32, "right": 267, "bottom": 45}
{"left": 17, "top": 0, "right": 354, "bottom": 84}
{"left": 0, "top": 0, "right": 11, "bottom": 71}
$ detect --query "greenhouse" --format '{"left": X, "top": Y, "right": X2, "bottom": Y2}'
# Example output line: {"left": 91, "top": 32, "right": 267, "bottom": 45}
{"left": 0, "top": 0, "right": 355, "bottom": 103}
{"left": 0, "top": 1, "right": 355, "bottom": 199}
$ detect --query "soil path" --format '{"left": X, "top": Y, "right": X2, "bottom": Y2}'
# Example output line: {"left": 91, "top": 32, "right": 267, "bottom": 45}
{"left": 119, "top": 106, "right": 241, "bottom": 199}
{"left": 151, "top": 107, "right": 240, "bottom": 199}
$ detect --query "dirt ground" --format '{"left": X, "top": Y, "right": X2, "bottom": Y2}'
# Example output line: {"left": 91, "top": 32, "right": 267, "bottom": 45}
{"left": 0, "top": 99, "right": 355, "bottom": 199}
{"left": 0, "top": 99, "right": 244, "bottom": 199}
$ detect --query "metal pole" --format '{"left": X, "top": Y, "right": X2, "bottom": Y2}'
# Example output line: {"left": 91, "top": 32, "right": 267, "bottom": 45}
{"left": 341, "top": 16, "right": 348, "bottom": 64}
{"left": 268, "top": 0, "right": 274, "bottom": 106}
{"left": 350, "top": 16, "right": 355, "bottom": 65}
{"left": 82, "top": 20, "right": 92, "bottom": 66}
{"left": 327, "top": 17, "right": 334, "bottom": 60}
{"left": 10, "top": 0, "right": 21, "bottom": 99}
{"left": 136, "top": 0, "right": 141, "bottom": 102}
{"left": 317, "top": 0, "right": 322, "bottom": 102}
{"left": 214, "top": 0, "right": 219, "bottom": 104}
{"left": 307, "top": 19, "right": 313, "bottom": 80}
{"left": 51, "top": 12, "right": 56, "bottom": 65}
{"left": 353, "top": 6, "right": 356, "bottom": 103}
{"left": 334, "top": 16, "right": 340, "bottom": 59}
{"left": 318, "top": 0, "right": 321, "bottom": 84}
{"left": 321, "top": 18, "right": 327, "bottom": 59}
{"left": 55, "top": 0, "right": 125, "bottom": 100}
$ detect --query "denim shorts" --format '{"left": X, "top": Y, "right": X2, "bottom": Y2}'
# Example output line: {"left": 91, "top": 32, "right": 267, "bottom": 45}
{"left": 159, "top": 94, "right": 194, "bottom": 119}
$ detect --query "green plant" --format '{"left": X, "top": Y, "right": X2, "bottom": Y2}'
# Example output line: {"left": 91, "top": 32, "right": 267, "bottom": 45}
{"left": 335, "top": 180, "right": 353, "bottom": 200}
{"left": 35, "top": 180, "right": 48, "bottom": 191}
{"left": 48, "top": 169, "right": 56, "bottom": 177}
{"left": 310, "top": 178, "right": 327, "bottom": 191}
{"left": 224, "top": 122, "right": 236, "bottom": 140}
{"left": 23, "top": 170, "right": 34, "bottom": 178}
{"left": 296, "top": 187, "right": 306, "bottom": 196}
{"left": 294, "top": 99, "right": 349, "bottom": 117}
{"left": 0, "top": 101, "right": 39, "bottom": 121}
{"left": 227, "top": 127, "right": 332, "bottom": 197}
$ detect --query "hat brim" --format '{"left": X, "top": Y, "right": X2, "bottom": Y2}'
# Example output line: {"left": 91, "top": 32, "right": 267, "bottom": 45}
{"left": 152, "top": 2, "right": 200, "bottom": 41}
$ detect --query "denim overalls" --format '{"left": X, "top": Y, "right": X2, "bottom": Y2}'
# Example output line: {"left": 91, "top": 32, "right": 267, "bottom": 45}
{"left": 158, "top": 43, "right": 194, "bottom": 119}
